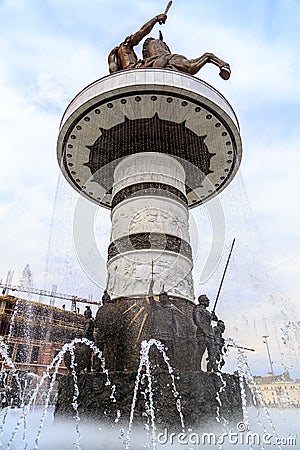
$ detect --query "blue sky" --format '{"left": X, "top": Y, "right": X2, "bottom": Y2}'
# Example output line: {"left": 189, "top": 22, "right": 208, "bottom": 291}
{"left": 0, "top": 0, "right": 299, "bottom": 376}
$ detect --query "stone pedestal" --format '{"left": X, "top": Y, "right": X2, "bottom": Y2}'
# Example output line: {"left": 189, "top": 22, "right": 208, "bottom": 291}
{"left": 55, "top": 371, "right": 243, "bottom": 429}
{"left": 93, "top": 296, "right": 197, "bottom": 372}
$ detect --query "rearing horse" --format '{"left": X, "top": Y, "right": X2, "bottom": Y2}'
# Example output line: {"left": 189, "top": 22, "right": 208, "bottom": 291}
{"left": 141, "top": 34, "right": 231, "bottom": 79}
{"left": 107, "top": 10, "right": 231, "bottom": 80}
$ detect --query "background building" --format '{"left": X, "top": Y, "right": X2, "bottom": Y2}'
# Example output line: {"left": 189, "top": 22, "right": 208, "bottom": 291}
{"left": 0, "top": 294, "right": 85, "bottom": 406}
{"left": 254, "top": 372, "right": 300, "bottom": 407}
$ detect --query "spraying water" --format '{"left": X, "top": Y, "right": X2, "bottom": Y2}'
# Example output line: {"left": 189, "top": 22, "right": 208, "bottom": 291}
{"left": 125, "top": 339, "right": 185, "bottom": 450}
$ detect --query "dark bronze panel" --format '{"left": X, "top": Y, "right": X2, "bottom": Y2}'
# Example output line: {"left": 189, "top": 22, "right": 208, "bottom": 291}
{"left": 112, "top": 182, "right": 188, "bottom": 209}
{"left": 85, "top": 113, "right": 214, "bottom": 189}
{"left": 108, "top": 232, "right": 192, "bottom": 261}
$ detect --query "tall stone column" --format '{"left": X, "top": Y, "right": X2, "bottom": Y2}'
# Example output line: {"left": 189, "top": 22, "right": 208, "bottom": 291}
{"left": 57, "top": 68, "right": 242, "bottom": 370}
{"left": 107, "top": 152, "right": 194, "bottom": 300}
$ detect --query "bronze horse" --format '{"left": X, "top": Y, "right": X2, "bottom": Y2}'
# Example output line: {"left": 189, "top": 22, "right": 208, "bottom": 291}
{"left": 108, "top": 10, "right": 230, "bottom": 80}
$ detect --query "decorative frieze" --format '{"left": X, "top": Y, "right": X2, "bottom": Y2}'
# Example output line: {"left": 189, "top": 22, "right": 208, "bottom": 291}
{"left": 108, "top": 232, "right": 192, "bottom": 261}
{"left": 111, "top": 182, "right": 188, "bottom": 209}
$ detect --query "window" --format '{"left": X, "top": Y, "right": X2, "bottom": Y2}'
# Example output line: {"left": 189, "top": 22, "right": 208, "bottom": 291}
{"left": 15, "top": 344, "right": 29, "bottom": 363}
{"left": 30, "top": 346, "right": 39, "bottom": 364}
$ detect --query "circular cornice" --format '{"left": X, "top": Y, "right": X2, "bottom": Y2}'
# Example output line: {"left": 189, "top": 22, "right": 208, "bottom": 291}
{"left": 57, "top": 69, "right": 242, "bottom": 209}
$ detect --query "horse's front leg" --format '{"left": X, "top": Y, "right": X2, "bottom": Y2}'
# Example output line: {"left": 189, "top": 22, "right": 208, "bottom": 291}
{"left": 189, "top": 52, "right": 231, "bottom": 79}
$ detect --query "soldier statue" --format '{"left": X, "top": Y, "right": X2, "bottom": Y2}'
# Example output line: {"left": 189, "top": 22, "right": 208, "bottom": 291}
{"left": 83, "top": 305, "right": 94, "bottom": 342}
{"left": 84, "top": 305, "right": 92, "bottom": 319}
{"left": 148, "top": 279, "right": 176, "bottom": 362}
{"left": 108, "top": 12, "right": 167, "bottom": 73}
{"left": 94, "top": 290, "right": 125, "bottom": 371}
{"left": 192, "top": 294, "right": 218, "bottom": 371}
{"left": 83, "top": 318, "right": 95, "bottom": 342}
{"left": 207, "top": 319, "right": 226, "bottom": 372}
{"left": 101, "top": 289, "right": 111, "bottom": 306}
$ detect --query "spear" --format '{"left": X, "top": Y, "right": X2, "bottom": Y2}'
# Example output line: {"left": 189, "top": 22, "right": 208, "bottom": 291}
{"left": 212, "top": 238, "right": 236, "bottom": 313}
{"left": 227, "top": 343, "right": 255, "bottom": 352}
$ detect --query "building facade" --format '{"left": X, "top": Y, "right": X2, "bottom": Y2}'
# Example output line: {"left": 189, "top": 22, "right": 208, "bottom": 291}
{"left": 0, "top": 294, "right": 85, "bottom": 405}
{"left": 254, "top": 372, "right": 300, "bottom": 407}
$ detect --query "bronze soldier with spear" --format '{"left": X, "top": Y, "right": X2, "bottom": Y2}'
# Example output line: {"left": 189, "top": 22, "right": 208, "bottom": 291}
{"left": 193, "top": 239, "right": 235, "bottom": 371}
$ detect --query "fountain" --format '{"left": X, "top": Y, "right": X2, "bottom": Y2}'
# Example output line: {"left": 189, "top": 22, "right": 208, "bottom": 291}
{"left": 54, "top": 4, "right": 243, "bottom": 430}
{"left": 1, "top": 5, "right": 299, "bottom": 450}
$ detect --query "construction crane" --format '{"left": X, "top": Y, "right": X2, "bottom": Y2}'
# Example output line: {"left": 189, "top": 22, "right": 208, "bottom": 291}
{"left": 0, "top": 283, "right": 101, "bottom": 309}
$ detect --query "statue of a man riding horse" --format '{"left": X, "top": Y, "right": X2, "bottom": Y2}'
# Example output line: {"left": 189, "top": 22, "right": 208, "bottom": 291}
{"left": 108, "top": 2, "right": 231, "bottom": 80}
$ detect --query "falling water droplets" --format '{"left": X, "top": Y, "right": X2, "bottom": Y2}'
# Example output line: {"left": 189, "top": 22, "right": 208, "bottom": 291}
{"left": 125, "top": 339, "right": 185, "bottom": 450}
